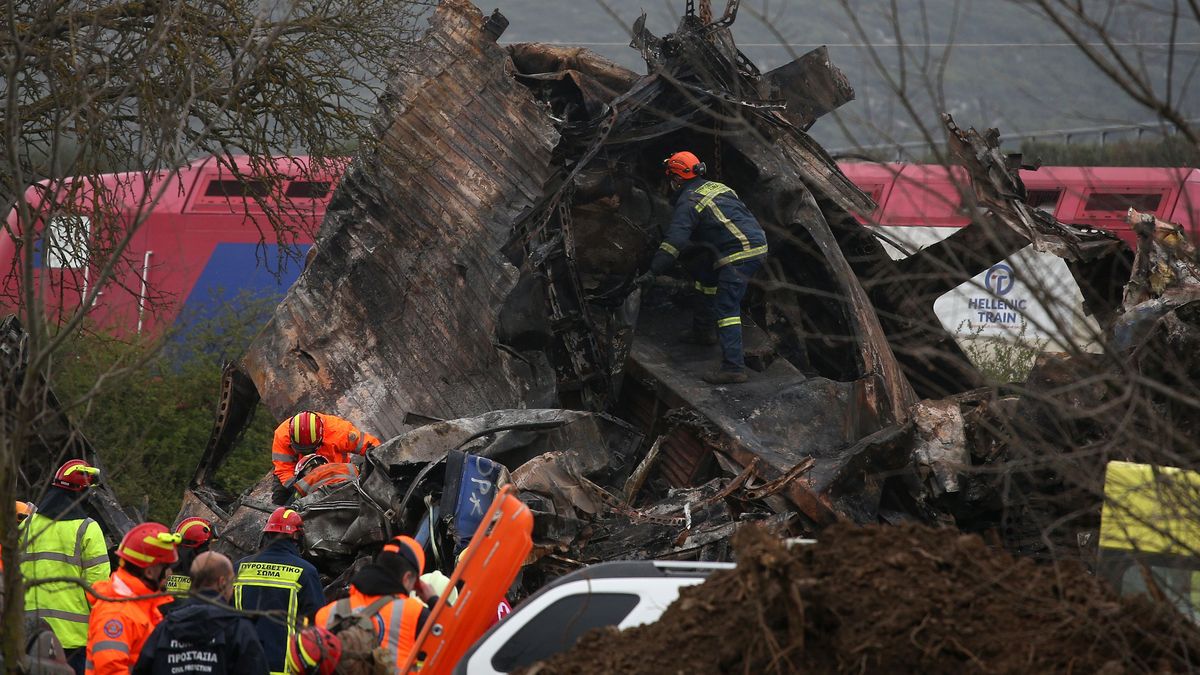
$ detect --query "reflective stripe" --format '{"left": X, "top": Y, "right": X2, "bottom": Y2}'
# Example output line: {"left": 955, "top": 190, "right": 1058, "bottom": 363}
{"left": 91, "top": 640, "right": 130, "bottom": 654}
{"left": 23, "top": 550, "right": 78, "bottom": 564}
{"left": 31, "top": 607, "right": 89, "bottom": 624}
{"left": 325, "top": 598, "right": 353, "bottom": 629}
{"left": 83, "top": 554, "right": 110, "bottom": 568}
{"left": 295, "top": 479, "right": 313, "bottom": 496}
{"left": 693, "top": 282, "right": 717, "bottom": 295}
{"left": 658, "top": 241, "right": 679, "bottom": 257}
{"left": 706, "top": 202, "right": 751, "bottom": 251}
{"left": 384, "top": 600, "right": 404, "bottom": 659}
{"left": 717, "top": 316, "right": 741, "bottom": 328}
{"left": 272, "top": 452, "right": 295, "bottom": 462}
{"left": 716, "top": 245, "right": 768, "bottom": 267}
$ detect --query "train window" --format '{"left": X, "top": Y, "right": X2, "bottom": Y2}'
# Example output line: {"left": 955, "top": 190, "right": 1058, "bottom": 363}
{"left": 1083, "top": 192, "right": 1164, "bottom": 214}
{"left": 1025, "top": 189, "right": 1062, "bottom": 213}
{"left": 45, "top": 215, "right": 90, "bottom": 269}
{"left": 285, "top": 181, "right": 331, "bottom": 198}
{"left": 203, "top": 179, "right": 272, "bottom": 198}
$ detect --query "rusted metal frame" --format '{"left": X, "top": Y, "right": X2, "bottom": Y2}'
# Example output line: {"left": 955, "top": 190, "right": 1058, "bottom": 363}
{"left": 536, "top": 192, "right": 612, "bottom": 409}
{"left": 743, "top": 456, "right": 816, "bottom": 500}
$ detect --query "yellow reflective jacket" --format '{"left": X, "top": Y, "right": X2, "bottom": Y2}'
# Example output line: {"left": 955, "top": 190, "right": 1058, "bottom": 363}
{"left": 21, "top": 512, "right": 111, "bottom": 650}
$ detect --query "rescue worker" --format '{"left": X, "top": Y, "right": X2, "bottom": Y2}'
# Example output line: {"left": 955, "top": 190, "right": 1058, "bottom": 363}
{"left": 85, "top": 522, "right": 179, "bottom": 675}
{"left": 270, "top": 411, "right": 380, "bottom": 503}
{"left": 21, "top": 460, "right": 110, "bottom": 673}
{"left": 163, "top": 516, "right": 216, "bottom": 596}
{"left": 133, "top": 551, "right": 268, "bottom": 675}
{"left": 234, "top": 507, "right": 324, "bottom": 675}
{"left": 289, "top": 454, "right": 360, "bottom": 499}
{"left": 313, "top": 535, "right": 436, "bottom": 672}
{"left": 639, "top": 151, "right": 769, "bottom": 384}
{"left": 286, "top": 626, "right": 342, "bottom": 675}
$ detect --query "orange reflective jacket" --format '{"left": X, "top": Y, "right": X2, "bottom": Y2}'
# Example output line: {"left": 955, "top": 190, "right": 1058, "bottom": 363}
{"left": 86, "top": 567, "right": 171, "bottom": 675}
{"left": 294, "top": 463, "right": 360, "bottom": 498}
{"left": 271, "top": 414, "right": 380, "bottom": 483}
{"left": 314, "top": 586, "right": 422, "bottom": 671}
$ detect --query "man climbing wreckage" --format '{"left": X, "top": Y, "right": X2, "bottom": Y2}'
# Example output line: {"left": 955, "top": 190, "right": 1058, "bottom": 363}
{"left": 270, "top": 411, "right": 380, "bottom": 505}
{"left": 638, "top": 151, "right": 769, "bottom": 385}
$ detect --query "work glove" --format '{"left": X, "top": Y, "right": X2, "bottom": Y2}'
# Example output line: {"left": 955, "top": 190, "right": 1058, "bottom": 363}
{"left": 271, "top": 476, "right": 294, "bottom": 505}
{"left": 633, "top": 271, "right": 655, "bottom": 289}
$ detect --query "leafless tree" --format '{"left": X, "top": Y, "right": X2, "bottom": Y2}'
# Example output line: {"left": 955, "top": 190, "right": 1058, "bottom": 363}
{"left": 0, "top": 0, "right": 430, "bottom": 669}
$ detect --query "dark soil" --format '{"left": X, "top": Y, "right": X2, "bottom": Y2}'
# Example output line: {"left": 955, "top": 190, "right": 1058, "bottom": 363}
{"left": 524, "top": 523, "right": 1200, "bottom": 674}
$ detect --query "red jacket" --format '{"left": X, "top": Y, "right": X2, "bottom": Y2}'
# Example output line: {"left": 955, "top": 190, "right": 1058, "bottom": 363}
{"left": 86, "top": 567, "right": 172, "bottom": 675}
{"left": 271, "top": 413, "right": 380, "bottom": 483}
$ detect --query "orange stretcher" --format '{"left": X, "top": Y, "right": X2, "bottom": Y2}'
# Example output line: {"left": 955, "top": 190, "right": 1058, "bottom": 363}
{"left": 403, "top": 484, "right": 533, "bottom": 673}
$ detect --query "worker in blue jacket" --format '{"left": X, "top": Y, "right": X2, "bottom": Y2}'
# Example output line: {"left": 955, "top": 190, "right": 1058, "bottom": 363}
{"left": 640, "top": 151, "right": 768, "bottom": 384}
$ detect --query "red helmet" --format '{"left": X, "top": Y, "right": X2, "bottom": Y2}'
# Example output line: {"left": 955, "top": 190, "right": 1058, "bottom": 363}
{"left": 663, "top": 151, "right": 705, "bottom": 180}
{"left": 118, "top": 522, "right": 180, "bottom": 568}
{"left": 264, "top": 507, "right": 303, "bottom": 535}
{"left": 295, "top": 453, "right": 329, "bottom": 479}
{"left": 382, "top": 535, "right": 425, "bottom": 575}
{"left": 175, "top": 517, "right": 216, "bottom": 548}
{"left": 287, "top": 626, "right": 342, "bottom": 675}
{"left": 52, "top": 459, "right": 100, "bottom": 492}
{"left": 289, "top": 411, "right": 325, "bottom": 452}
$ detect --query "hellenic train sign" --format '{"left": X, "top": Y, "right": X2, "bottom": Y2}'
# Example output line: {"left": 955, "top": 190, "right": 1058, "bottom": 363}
{"left": 872, "top": 226, "right": 1101, "bottom": 350}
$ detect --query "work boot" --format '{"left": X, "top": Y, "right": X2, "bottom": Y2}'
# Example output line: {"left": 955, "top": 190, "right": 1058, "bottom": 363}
{"left": 703, "top": 369, "right": 748, "bottom": 384}
{"left": 678, "top": 328, "right": 717, "bottom": 346}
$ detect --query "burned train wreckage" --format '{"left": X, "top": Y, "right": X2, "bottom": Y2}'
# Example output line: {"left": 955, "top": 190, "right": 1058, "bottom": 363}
{"left": 177, "top": 0, "right": 1155, "bottom": 590}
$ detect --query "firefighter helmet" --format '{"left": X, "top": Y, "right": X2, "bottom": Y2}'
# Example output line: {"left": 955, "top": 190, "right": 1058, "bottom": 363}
{"left": 295, "top": 453, "right": 329, "bottom": 479}
{"left": 118, "top": 522, "right": 181, "bottom": 568}
{"left": 175, "top": 517, "right": 216, "bottom": 548}
{"left": 51, "top": 459, "right": 100, "bottom": 492}
{"left": 663, "top": 151, "right": 705, "bottom": 180}
{"left": 381, "top": 535, "right": 425, "bottom": 575}
{"left": 289, "top": 411, "right": 325, "bottom": 452}
{"left": 15, "top": 501, "right": 33, "bottom": 522}
{"left": 287, "top": 626, "right": 342, "bottom": 675}
{"left": 264, "top": 507, "right": 304, "bottom": 536}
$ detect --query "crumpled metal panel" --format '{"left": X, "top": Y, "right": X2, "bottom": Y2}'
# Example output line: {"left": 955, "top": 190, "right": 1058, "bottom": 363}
{"left": 240, "top": 0, "right": 560, "bottom": 438}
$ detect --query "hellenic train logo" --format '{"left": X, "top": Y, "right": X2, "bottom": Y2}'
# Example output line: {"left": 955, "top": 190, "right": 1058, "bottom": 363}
{"left": 985, "top": 263, "right": 1015, "bottom": 296}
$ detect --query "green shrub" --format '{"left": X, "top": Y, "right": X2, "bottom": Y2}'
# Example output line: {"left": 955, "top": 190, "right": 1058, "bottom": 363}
{"left": 51, "top": 294, "right": 276, "bottom": 524}
{"left": 958, "top": 320, "right": 1048, "bottom": 384}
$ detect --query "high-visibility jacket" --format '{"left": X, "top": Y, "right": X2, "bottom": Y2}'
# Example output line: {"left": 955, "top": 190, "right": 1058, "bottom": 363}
{"left": 21, "top": 511, "right": 111, "bottom": 650}
{"left": 163, "top": 574, "right": 191, "bottom": 596}
{"left": 234, "top": 539, "right": 325, "bottom": 675}
{"left": 314, "top": 585, "right": 423, "bottom": 671}
{"left": 294, "top": 462, "right": 360, "bottom": 498}
{"left": 651, "top": 177, "right": 768, "bottom": 272}
{"left": 85, "top": 566, "right": 171, "bottom": 675}
{"left": 270, "top": 413, "right": 380, "bottom": 483}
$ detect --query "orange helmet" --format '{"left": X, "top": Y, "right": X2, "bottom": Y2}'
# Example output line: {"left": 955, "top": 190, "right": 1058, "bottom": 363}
{"left": 264, "top": 507, "right": 303, "bottom": 536}
{"left": 175, "top": 517, "right": 216, "bottom": 548}
{"left": 52, "top": 459, "right": 100, "bottom": 492}
{"left": 15, "top": 501, "right": 34, "bottom": 522}
{"left": 289, "top": 411, "right": 325, "bottom": 452}
{"left": 295, "top": 453, "right": 329, "bottom": 479}
{"left": 287, "top": 626, "right": 342, "bottom": 675}
{"left": 381, "top": 534, "right": 425, "bottom": 575}
{"left": 118, "top": 522, "right": 180, "bottom": 568}
{"left": 663, "top": 151, "right": 705, "bottom": 180}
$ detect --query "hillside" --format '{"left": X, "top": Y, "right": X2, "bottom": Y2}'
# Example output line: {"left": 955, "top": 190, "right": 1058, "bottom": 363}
{"left": 491, "top": 0, "right": 1199, "bottom": 152}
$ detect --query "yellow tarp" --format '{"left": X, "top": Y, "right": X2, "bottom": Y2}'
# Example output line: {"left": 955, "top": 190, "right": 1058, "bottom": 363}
{"left": 1100, "top": 460, "right": 1200, "bottom": 556}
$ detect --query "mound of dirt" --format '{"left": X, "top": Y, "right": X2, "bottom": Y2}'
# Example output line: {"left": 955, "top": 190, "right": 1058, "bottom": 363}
{"left": 525, "top": 523, "right": 1200, "bottom": 674}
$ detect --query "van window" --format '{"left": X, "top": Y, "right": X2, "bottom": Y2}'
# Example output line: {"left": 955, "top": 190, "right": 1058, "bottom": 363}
{"left": 490, "top": 592, "right": 640, "bottom": 671}
{"left": 1083, "top": 192, "right": 1164, "bottom": 214}
{"left": 285, "top": 181, "right": 331, "bottom": 199}
{"left": 203, "top": 179, "right": 272, "bottom": 198}
{"left": 45, "top": 215, "right": 90, "bottom": 269}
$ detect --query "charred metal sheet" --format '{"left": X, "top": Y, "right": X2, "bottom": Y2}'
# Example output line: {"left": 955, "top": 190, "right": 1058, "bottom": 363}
{"left": 1, "top": 314, "right": 135, "bottom": 538}
{"left": 191, "top": 362, "right": 260, "bottom": 489}
{"left": 764, "top": 46, "right": 855, "bottom": 131}
{"left": 240, "top": 0, "right": 560, "bottom": 436}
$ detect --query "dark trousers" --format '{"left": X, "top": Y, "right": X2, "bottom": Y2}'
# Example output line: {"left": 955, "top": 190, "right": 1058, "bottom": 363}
{"left": 692, "top": 257, "right": 763, "bottom": 372}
